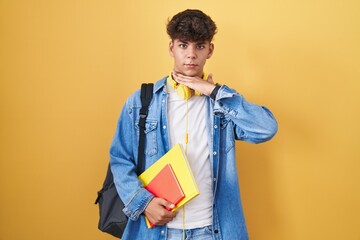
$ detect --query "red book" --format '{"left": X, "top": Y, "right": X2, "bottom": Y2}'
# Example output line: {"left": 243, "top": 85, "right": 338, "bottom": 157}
{"left": 145, "top": 164, "right": 185, "bottom": 227}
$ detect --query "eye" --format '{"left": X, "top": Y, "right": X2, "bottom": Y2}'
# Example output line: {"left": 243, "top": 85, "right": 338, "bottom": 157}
{"left": 197, "top": 44, "right": 205, "bottom": 49}
{"left": 179, "top": 44, "right": 187, "bottom": 48}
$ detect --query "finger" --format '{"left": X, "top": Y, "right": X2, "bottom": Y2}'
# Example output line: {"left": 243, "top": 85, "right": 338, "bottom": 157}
{"left": 172, "top": 72, "right": 188, "bottom": 83}
{"left": 144, "top": 200, "right": 176, "bottom": 225}
{"left": 173, "top": 71, "right": 200, "bottom": 82}
{"left": 207, "top": 73, "right": 214, "bottom": 84}
{"left": 153, "top": 208, "right": 176, "bottom": 225}
{"left": 158, "top": 198, "right": 175, "bottom": 210}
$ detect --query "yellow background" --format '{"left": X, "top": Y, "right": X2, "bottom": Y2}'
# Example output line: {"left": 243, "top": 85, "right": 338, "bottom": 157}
{"left": 1, "top": 0, "right": 359, "bottom": 239}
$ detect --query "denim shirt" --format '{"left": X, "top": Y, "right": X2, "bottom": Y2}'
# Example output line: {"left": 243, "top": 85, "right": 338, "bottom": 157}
{"left": 110, "top": 76, "right": 278, "bottom": 240}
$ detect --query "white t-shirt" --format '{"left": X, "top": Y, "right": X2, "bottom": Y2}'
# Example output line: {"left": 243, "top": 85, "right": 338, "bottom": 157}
{"left": 166, "top": 81, "right": 213, "bottom": 229}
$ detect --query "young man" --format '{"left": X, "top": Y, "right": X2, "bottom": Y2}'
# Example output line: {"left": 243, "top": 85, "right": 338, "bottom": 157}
{"left": 110, "top": 9, "right": 278, "bottom": 240}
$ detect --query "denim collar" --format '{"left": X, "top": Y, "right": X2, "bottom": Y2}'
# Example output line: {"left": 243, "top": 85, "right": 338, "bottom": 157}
{"left": 154, "top": 76, "right": 167, "bottom": 93}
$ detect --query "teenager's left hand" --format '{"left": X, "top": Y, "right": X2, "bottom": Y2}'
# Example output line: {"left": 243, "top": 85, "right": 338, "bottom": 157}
{"left": 172, "top": 71, "right": 216, "bottom": 96}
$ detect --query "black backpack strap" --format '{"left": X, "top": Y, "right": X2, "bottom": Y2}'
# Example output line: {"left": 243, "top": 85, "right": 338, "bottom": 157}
{"left": 95, "top": 83, "right": 154, "bottom": 205}
{"left": 137, "top": 83, "right": 154, "bottom": 175}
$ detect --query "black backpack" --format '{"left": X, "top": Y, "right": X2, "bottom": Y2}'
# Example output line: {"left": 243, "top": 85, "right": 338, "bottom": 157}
{"left": 95, "top": 83, "right": 154, "bottom": 238}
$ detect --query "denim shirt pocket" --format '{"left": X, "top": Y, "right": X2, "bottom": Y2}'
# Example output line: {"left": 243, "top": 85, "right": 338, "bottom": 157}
{"left": 219, "top": 117, "right": 235, "bottom": 153}
{"left": 135, "top": 119, "right": 158, "bottom": 156}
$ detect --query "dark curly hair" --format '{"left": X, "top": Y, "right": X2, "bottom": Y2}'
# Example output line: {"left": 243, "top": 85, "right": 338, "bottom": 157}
{"left": 167, "top": 9, "right": 217, "bottom": 42}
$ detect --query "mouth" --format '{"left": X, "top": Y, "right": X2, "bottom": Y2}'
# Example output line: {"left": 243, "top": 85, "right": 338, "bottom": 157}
{"left": 184, "top": 64, "right": 198, "bottom": 68}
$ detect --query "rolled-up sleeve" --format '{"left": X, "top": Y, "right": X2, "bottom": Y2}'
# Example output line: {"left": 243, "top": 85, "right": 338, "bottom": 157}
{"left": 213, "top": 85, "right": 278, "bottom": 143}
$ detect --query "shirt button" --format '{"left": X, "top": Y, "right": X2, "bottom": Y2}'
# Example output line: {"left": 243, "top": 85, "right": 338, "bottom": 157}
{"left": 213, "top": 178, "right": 217, "bottom": 182}
{"left": 163, "top": 125, "right": 167, "bottom": 129}
{"left": 213, "top": 151, "right": 217, "bottom": 155}
{"left": 214, "top": 125, "right": 218, "bottom": 129}
{"left": 161, "top": 230, "right": 165, "bottom": 235}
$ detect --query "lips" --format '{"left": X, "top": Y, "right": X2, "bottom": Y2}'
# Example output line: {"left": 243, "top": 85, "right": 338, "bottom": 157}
{"left": 184, "top": 64, "right": 198, "bottom": 68}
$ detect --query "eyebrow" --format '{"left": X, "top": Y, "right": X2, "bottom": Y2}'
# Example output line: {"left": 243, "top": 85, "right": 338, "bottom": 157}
{"left": 178, "top": 40, "right": 189, "bottom": 44}
{"left": 178, "top": 40, "right": 206, "bottom": 45}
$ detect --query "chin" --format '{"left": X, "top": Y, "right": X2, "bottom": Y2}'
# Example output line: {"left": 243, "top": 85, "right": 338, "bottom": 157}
{"left": 182, "top": 70, "right": 201, "bottom": 77}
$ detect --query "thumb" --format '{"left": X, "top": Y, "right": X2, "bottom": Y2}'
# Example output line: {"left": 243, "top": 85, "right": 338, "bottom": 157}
{"left": 206, "top": 73, "right": 214, "bottom": 84}
{"left": 159, "top": 198, "right": 175, "bottom": 209}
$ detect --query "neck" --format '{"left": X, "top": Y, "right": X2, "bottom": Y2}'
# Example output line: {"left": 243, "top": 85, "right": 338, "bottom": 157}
{"left": 172, "top": 69, "right": 204, "bottom": 78}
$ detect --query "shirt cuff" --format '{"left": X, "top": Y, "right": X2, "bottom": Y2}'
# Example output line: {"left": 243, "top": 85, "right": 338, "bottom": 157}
{"left": 122, "top": 187, "right": 154, "bottom": 221}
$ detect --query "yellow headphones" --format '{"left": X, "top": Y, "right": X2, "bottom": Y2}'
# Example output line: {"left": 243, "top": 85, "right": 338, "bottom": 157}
{"left": 167, "top": 73, "right": 207, "bottom": 100}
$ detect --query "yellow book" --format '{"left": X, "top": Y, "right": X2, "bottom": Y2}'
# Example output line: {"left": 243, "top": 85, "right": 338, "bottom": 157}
{"left": 138, "top": 144, "right": 200, "bottom": 228}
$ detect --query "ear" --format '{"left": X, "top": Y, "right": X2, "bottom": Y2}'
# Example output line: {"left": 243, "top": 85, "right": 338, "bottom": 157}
{"left": 169, "top": 41, "right": 174, "bottom": 57}
{"left": 207, "top": 43, "right": 214, "bottom": 59}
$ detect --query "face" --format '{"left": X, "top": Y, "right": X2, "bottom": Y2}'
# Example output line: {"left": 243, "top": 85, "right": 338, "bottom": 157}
{"left": 169, "top": 39, "right": 214, "bottom": 77}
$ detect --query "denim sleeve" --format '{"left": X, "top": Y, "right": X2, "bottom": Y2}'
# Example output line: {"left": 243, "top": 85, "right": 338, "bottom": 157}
{"left": 213, "top": 85, "right": 278, "bottom": 143}
{"left": 109, "top": 98, "right": 154, "bottom": 221}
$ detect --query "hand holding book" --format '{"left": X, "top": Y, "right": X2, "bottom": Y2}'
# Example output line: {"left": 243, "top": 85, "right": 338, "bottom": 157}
{"left": 138, "top": 144, "right": 200, "bottom": 228}
{"left": 143, "top": 164, "right": 185, "bottom": 227}
{"left": 144, "top": 198, "right": 177, "bottom": 226}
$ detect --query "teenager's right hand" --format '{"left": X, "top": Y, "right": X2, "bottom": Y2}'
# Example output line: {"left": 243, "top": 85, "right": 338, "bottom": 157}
{"left": 144, "top": 198, "right": 177, "bottom": 225}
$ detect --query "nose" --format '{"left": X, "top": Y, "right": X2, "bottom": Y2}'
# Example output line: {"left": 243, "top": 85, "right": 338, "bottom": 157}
{"left": 186, "top": 45, "right": 197, "bottom": 59}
